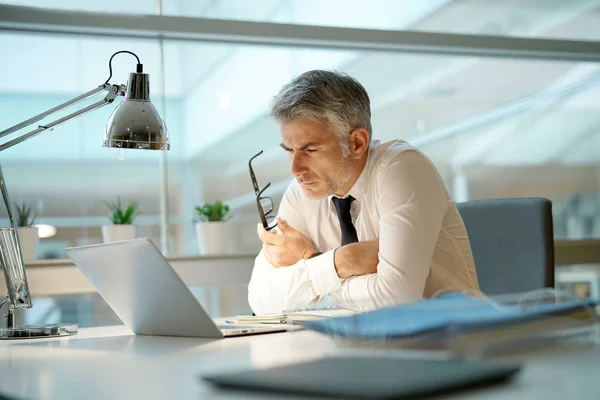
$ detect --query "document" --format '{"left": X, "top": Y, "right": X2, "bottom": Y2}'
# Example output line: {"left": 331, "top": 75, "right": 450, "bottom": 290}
{"left": 236, "top": 308, "right": 355, "bottom": 324}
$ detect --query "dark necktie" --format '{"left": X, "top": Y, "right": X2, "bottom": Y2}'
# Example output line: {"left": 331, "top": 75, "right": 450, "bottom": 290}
{"left": 332, "top": 196, "right": 359, "bottom": 246}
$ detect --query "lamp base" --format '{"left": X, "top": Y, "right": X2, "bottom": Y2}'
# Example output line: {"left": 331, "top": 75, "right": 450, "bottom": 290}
{"left": 0, "top": 323, "right": 78, "bottom": 340}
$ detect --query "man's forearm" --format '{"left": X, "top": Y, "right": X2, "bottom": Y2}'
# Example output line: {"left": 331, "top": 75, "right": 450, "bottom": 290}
{"left": 333, "top": 241, "right": 379, "bottom": 278}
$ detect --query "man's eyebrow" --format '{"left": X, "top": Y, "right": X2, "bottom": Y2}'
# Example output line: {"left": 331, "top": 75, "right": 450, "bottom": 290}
{"left": 299, "top": 142, "right": 321, "bottom": 150}
{"left": 279, "top": 142, "right": 321, "bottom": 151}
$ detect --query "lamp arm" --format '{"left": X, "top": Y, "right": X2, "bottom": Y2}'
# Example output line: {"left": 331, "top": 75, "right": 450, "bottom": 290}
{"left": 0, "top": 86, "right": 104, "bottom": 139}
{"left": 0, "top": 83, "right": 126, "bottom": 152}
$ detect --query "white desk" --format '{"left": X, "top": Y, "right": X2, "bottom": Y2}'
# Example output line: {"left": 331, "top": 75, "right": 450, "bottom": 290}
{"left": 0, "top": 325, "right": 599, "bottom": 400}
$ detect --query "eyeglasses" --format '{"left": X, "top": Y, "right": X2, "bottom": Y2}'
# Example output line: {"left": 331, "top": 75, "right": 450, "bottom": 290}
{"left": 249, "top": 150, "right": 277, "bottom": 231}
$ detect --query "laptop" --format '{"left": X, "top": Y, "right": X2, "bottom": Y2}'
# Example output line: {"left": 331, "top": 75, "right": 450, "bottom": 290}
{"left": 65, "top": 238, "right": 287, "bottom": 338}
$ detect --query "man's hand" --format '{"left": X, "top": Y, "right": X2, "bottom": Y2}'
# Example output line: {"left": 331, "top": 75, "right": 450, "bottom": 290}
{"left": 334, "top": 240, "right": 379, "bottom": 278}
{"left": 258, "top": 217, "right": 318, "bottom": 267}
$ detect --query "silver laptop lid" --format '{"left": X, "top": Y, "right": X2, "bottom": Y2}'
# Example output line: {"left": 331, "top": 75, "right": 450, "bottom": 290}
{"left": 66, "top": 238, "right": 224, "bottom": 338}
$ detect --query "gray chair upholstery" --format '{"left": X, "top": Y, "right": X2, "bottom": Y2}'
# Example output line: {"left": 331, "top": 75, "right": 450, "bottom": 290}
{"left": 456, "top": 198, "right": 554, "bottom": 295}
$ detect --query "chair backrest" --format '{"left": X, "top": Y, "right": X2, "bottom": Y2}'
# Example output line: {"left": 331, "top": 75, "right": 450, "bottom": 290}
{"left": 456, "top": 198, "right": 554, "bottom": 295}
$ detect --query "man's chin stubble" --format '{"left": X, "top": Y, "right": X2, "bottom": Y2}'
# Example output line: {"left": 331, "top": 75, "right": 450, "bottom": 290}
{"left": 302, "top": 186, "right": 328, "bottom": 200}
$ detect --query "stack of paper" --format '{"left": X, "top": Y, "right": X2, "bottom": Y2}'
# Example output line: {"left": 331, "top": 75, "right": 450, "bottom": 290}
{"left": 237, "top": 308, "right": 355, "bottom": 324}
{"left": 304, "top": 293, "right": 598, "bottom": 354}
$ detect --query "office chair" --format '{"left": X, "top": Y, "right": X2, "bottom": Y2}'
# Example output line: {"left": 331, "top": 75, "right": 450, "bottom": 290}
{"left": 456, "top": 198, "right": 555, "bottom": 295}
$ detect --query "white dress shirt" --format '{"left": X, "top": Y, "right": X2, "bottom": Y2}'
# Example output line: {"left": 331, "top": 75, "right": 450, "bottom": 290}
{"left": 248, "top": 140, "right": 479, "bottom": 314}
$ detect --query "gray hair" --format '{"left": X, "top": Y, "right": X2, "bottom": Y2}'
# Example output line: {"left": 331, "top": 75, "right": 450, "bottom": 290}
{"left": 270, "top": 70, "right": 372, "bottom": 156}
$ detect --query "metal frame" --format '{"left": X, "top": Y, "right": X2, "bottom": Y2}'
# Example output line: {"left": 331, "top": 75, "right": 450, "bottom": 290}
{"left": 1, "top": 4, "right": 600, "bottom": 61}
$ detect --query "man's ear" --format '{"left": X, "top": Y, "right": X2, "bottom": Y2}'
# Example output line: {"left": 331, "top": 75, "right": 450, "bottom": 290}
{"left": 349, "top": 128, "right": 370, "bottom": 159}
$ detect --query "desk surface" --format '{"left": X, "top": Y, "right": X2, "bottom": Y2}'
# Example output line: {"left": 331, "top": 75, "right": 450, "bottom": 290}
{"left": 0, "top": 325, "right": 598, "bottom": 400}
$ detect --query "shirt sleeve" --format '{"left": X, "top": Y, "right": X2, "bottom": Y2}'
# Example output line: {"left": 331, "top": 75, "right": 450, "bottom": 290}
{"left": 247, "top": 182, "right": 342, "bottom": 315}
{"left": 329, "top": 150, "right": 447, "bottom": 312}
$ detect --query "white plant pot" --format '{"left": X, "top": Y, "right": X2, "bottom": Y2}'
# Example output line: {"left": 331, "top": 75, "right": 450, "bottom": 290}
{"left": 101, "top": 224, "right": 137, "bottom": 243}
{"left": 17, "top": 226, "right": 39, "bottom": 263}
{"left": 195, "top": 221, "right": 231, "bottom": 255}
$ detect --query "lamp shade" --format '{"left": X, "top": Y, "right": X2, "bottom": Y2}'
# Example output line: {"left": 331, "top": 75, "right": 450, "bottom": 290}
{"left": 102, "top": 72, "right": 170, "bottom": 151}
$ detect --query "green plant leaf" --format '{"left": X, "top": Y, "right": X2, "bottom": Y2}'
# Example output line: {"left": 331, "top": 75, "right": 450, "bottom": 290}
{"left": 105, "top": 196, "right": 139, "bottom": 225}
{"left": 193, "top": 200, "right": 231, "bottom": 222}
{"left": 13, "top": 202, "right": 37, "bottom": 227}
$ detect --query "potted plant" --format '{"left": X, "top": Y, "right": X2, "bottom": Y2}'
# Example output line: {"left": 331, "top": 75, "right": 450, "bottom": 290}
{"left": 102, "top": 196, "right": 139, "bottom": 243}
{"left": 193, "top": 200, "right": 232, "bottom": 254}
{"left": 14, "top": 202, "right": 39, "bottom": 262}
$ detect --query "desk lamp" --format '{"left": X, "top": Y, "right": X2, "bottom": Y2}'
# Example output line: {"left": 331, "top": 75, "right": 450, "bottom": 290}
{"left": 0, "top": 50, "right": 170, "bottom": 339}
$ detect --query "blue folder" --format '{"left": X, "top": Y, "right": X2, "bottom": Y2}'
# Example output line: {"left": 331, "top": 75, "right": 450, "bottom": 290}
{"left": 304, "top": 293, "right": 597, "bottom": 340}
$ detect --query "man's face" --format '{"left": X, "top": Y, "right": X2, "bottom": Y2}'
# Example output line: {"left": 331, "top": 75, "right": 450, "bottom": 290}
{"left": 280, "top": 119, "right": 353, "bottom": 199}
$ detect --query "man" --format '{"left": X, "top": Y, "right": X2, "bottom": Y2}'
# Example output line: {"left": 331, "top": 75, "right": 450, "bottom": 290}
{"left": 248, "top": 70, "right": 479, "bottom": 315}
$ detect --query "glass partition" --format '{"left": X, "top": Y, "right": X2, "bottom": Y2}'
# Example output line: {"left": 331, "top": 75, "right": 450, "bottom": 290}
{"left": 0, "top": 3, "right": 599, "bottom": 264}
{"left": 0, "top": 31, "right": 182, "bottom": 258}
{"left": 179, "top": 46, "right": 600, "bottom": 249}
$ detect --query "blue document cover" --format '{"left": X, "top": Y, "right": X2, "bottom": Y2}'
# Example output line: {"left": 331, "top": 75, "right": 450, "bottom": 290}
{"left": 304, "top": 293, "right": 597, "bottom": 340}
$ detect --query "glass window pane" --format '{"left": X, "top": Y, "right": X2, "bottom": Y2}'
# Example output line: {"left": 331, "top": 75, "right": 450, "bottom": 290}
{"left": 176, "top": 43, "right": 600, "bottom": 248}
{"left": 2, "top": 29, "right": 600, "bottom": 262}
{"left": 418, "top": 79, "right": 600, "bottom": 240}
{"left": 0, "top": 31, "right": 178, "bottom": 259}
